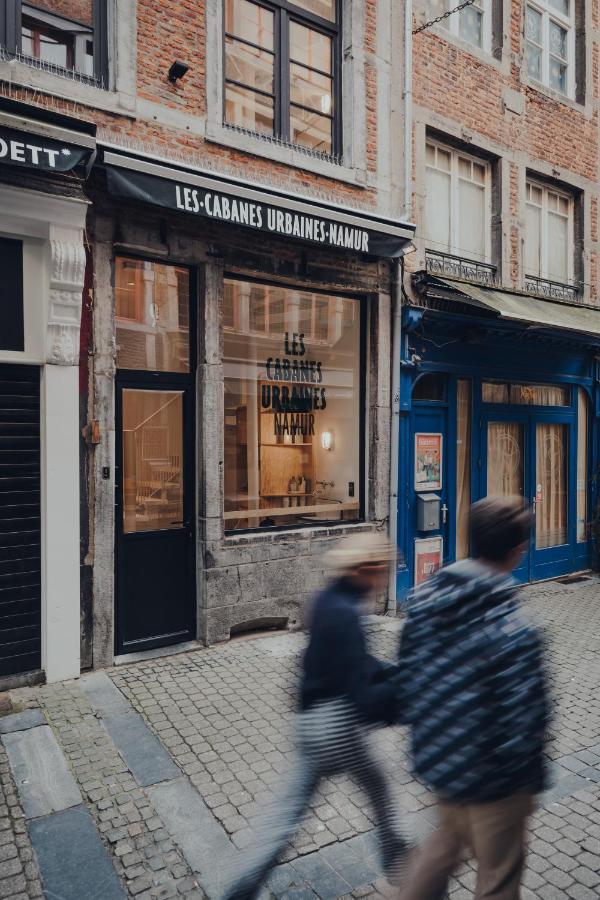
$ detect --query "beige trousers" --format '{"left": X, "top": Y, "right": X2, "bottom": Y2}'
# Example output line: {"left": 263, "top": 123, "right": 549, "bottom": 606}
{"left": 398, "top": 792, "right": 533, "bottom": 900}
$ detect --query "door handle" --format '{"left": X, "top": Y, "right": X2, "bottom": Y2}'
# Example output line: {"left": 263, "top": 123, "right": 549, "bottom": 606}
{"left": 441, "top": 504, "right": 448, "bottom": 524}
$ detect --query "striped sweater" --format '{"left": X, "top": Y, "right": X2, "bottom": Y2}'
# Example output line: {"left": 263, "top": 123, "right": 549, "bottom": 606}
{"left": 398, "top": 559, "right": 550, "bottom": 803}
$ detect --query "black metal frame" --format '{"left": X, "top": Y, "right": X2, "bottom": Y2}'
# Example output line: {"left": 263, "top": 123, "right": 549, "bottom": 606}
{"left": 0, "top": 0, "right": 109, "bottom": 88}
{"left": 222, "top": 272, "right": 366, "bottom": 536}
{"left": 114, "top": 255, "right": 198, "bottom": 655}
{"left": 223, "top": 0, "right": 342, "bottom": 158}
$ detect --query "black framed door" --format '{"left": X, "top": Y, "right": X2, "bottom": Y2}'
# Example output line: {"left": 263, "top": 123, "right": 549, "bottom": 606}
{"left": 113, "top": 256, "right": 197, "bottom": 656}
{"left": 115, "top": 382, "right": 195, "bottom": 654}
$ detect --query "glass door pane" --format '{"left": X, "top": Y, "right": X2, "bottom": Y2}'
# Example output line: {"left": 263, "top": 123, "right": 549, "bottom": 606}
{"left": 487, "top": 422, "right": 525, "bottom": 497}
{"left": 122, "top": 390, "right": 184, "bottom": 533}
{"left": 536, "top": 423, "right": 568, "bottom": 549}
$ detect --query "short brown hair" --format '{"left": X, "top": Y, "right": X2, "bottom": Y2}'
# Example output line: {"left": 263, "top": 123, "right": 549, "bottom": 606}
{"left": 470, "top": 497, "right": 532, "bottom": 563}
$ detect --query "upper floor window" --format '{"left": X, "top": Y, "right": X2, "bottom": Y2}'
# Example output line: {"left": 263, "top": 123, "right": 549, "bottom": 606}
{"left": 525, "top": 0, "right": 574, "bottom": 97}
{"left": 440, "top": 0, "right": 490, "bottom": 51}
{"left": 224, "top": 0, "right": 339, "bottom": 157}
{"left": 525, "top": 180, "right": 574, "bottom": 285}
{"left": 0, "top": 1, "right": 107, "bottom": 86}
{"left": 425, "top": 140, "right": 491, "bottom": 263}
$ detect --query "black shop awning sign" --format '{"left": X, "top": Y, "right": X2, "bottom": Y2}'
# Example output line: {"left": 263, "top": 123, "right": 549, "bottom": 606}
{"left": 104, "top": 151, "right": 415, "bottom": 258}
{"left": 0, "top": 124, "right": 93, "bottom": 172}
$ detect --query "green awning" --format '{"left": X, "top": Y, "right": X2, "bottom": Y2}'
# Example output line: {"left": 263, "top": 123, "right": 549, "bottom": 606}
{"left": 430, "top": 277, "right": 600, "bottom": 339}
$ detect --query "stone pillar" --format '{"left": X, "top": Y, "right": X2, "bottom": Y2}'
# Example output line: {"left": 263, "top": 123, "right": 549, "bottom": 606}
{"left": 43, "top": 223, "right": 87, "bottom": 682}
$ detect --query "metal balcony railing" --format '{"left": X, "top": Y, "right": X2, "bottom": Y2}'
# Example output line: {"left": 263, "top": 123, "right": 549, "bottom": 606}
{"left": 523, "top": 274, "right": 580, "bottom": 303}
{"left": 425, "top": 250, "right": 499, "bottom": 287}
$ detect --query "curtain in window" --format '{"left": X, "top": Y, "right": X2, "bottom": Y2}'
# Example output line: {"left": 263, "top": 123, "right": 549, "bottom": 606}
{"left": 487, "top": 422, "right": 524, "bottom": 497}
{"left": 547, "top": 211, "right": 568, "bottom": 282}
{"left": 459, "top": 180, "right": 485, "bottom": 261}
{"left": 482, "top": 381, "right": 569, "bottom": 405}
{"left": 536, "top": 423, "right": 568, "bottom": 549}
{"left": 525, "top": 203, "right": 541, "bottom": 275}
{"left": 456, "top": 380, "right": 471, "bottom": 559}
{"left": 425, "top": 169, "right": 451, "bottom": 253}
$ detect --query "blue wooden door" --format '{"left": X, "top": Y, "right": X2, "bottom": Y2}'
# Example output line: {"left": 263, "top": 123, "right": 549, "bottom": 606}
{"left": 530, "top": 413, "right": 576, "bottom": 581}
{"left": 481, "top": 411, "right": 576, "bottom": 581}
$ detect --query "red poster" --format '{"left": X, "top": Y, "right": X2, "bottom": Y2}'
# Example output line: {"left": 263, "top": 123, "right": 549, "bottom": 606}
{"left": 414, "top": 537, "right": 443, "bottom": 586}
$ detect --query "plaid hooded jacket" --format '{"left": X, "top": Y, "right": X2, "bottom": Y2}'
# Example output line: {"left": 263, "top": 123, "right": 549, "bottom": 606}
{"left": 398, "top": 559, "right": 550, "bottom": 803}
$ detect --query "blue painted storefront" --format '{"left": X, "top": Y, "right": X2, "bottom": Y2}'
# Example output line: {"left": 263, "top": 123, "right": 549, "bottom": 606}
{"left": 396, "top": 303, "right": 600, "bottom": 596}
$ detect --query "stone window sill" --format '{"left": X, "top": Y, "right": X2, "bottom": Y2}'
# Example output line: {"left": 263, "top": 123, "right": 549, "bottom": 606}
{"left": 223, "top": 520, "right": 374, "bottom": 547}
{"left": 0, "top": 58, "right": 136, "bottom": 117}
{"left": 205, "top": 120, "right": 367, "bottom": 188}
{"left": 523, "top": 77, "right": 587, "bottom": 115}
{"left": 424, "top": 26, "right": 505, "bottom": 72}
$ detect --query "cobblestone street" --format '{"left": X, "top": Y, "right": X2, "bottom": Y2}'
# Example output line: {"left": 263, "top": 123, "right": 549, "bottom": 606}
{"left": 1, "top": 575, "right": 600, "bottom": 899}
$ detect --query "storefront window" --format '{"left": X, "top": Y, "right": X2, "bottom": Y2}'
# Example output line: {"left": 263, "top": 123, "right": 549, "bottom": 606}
{"left": 223, "top": 279, "right": 361, "bottom": 530}
{"left": 456, "top": 379, "right": 471, "bottom": 559}
{"left": 577, "top": 387, "right": 588, "bottom": 542}
{"left": 115, "top": 258, "right": 190, "bottom": 373}
{"left": 482, "top": 381, "right": 570, "bottom": 406}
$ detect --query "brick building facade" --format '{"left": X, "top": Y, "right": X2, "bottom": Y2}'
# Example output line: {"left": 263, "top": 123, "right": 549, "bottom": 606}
{"left": 398, "top": 0, "right": 600, "bottom": 591}
{"left": 0, "top": 0, "right": 414, "bottom": 681}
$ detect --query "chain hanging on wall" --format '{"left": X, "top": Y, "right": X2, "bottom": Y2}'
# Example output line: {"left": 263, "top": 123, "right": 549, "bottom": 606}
{"left": 413, "top": 0, "right": 476, "bottom": 35}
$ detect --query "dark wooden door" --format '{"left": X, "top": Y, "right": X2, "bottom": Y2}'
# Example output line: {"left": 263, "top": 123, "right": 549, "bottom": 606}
{"left": 115, "top": 383, "right": 195, "bottom": 654}
{"left": 0, "top": 365, "right": 41, "bottom": 677}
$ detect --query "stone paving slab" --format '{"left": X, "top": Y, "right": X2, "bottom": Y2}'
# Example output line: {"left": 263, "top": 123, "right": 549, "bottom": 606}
{"left": 2, "top": 725, "right": 81, "bottom": 819}
{"left": 102, "top": 712, "right": 182, "bottom": 788}
{"left": 28, "top": 804, "right": 126, "bottom": 900}
{"left": 82, "top": 671, "right": 182, "bottom": 788}
{"left": 0, "top": 709, "right": 46, "bottom": 735}
{"left": 148, "top": 776, "right": 232, "bottom": 897}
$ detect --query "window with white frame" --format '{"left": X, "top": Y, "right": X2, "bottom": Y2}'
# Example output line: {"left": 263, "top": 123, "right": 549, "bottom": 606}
{"left": 436, "top": 0, "right": 490, "bottom": 51}
{"left": 525, "top": 0, "right": 574, "bottom": 97}
{"left": 525, "top": 180, "right": 573, "bottom": 284}
{"left": 425, "top": 141, "right": 491, "bottom": 263}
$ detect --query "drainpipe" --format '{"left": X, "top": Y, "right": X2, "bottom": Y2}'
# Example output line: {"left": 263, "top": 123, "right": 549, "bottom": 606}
{"left": 387, "top": 0, "right": 413, "bottom": 613}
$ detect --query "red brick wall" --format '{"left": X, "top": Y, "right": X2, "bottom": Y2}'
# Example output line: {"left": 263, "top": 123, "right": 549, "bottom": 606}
{"left": 413, "top": 0, "right": 600, "bottom": 300}
{"left": 2, "top": 1, "right": 387, "bottom": 213}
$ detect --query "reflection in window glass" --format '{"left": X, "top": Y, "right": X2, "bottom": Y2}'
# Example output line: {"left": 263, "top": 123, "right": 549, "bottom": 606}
{"left": 223, "top": 0, "right": 338, "bottom": 156}
{"left": 223, "top": 280, "right": 361, "bottom": 530}
{"left": 482, "top": 381, "right": 570, "bottom": 406}
{"left": 115, "top": 259, "right": 190, "bottom": 373}
{"left": 525, "top": 0, "right": 573, "bottom": 98}
{"left": 21, "top": 2, "right": 95, "bottom": 77}
{"left": 122, "top": 390, "right": 184, "bottom": 534}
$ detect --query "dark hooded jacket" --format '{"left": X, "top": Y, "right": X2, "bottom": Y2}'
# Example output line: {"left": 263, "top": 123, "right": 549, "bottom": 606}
{"left": 301, "top": 576, "right": 400, "bottom": 724}
{"left": 398, "top": 559, "right": 550, "bottom": 803}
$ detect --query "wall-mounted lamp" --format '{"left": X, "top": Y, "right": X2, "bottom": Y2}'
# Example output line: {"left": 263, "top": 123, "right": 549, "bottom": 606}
{"left": 321, "top": 430, "right": 334, "bottom": 452}
{"left": 168, "top": 61, "right": 190, "bottom": 83}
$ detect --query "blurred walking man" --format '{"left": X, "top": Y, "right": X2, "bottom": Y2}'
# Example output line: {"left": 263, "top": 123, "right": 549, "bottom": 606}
{"left": 223, "top": 532, "right": 407, "bottom": 900}
{"left": 397, "top": 498, "right": 550, "bottom": 900}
